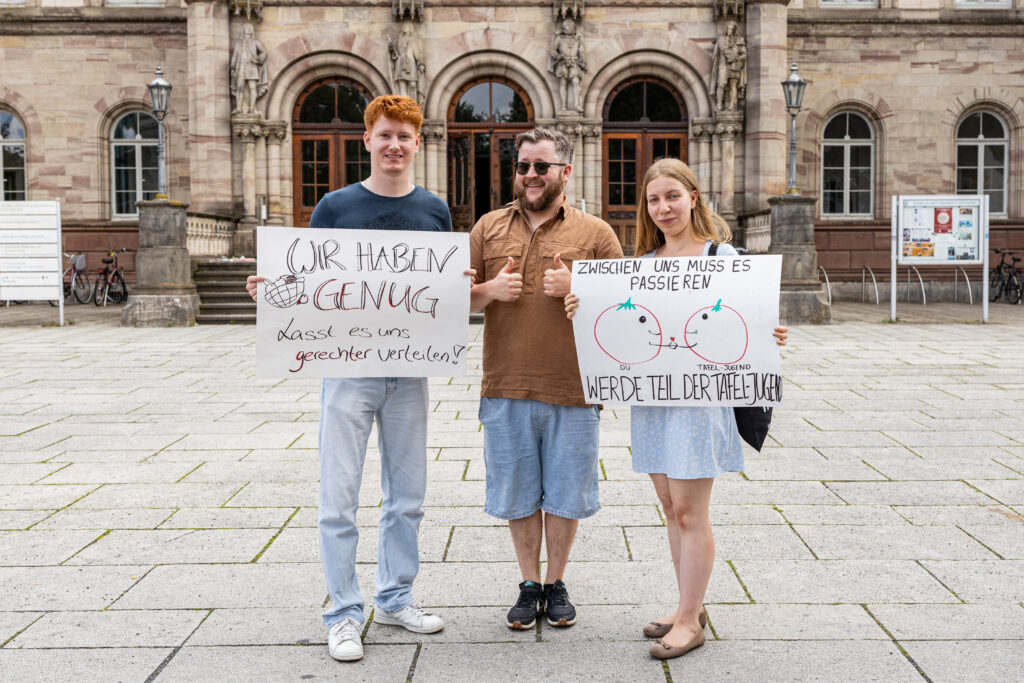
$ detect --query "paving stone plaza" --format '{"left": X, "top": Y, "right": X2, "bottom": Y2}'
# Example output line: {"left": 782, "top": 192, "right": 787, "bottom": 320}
{"left": 0, "top": 304, "right": 1023, "bottom": 682}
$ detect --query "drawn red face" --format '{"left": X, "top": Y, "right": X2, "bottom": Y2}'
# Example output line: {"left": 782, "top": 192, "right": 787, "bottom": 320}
{"left": 683, "top": 301, "right": 748, "bottom": 364}
{"left": 593, "top": 298, "right": 662, "bottom": 365}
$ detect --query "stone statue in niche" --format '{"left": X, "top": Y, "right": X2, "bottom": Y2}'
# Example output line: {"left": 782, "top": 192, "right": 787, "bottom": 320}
{"left": 548, "top": 18, "right": 587, "bottom": 112}
{"left": 709, "top": 21, "right": 747, "bottom": 112}
{"left": 388, "top": 21, "right": 426, "bottom": 104}
{"left": 230, "top": 23, "right": 268, "bottom": 116}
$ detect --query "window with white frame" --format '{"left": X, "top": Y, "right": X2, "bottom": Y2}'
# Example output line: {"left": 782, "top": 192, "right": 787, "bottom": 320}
{"left": 104, "top": 0, "right": 166, "bottom": 7}
{"left": 821, "top": 112, "right": 874, "bottom": 216}
{"left": 0, "top": 110, "right": 27, "bottom": 201}
{"left": 111, "top": 111, "right": 160, "bottom": 217}
{"left": 954, "top": 0, "right": 1011, "bottom": 9}
{"left": 956, "top": 111, "right": 1008, "bottom": 215}
{"left": 818, "top": 0, "right": 878, "bottom": 8}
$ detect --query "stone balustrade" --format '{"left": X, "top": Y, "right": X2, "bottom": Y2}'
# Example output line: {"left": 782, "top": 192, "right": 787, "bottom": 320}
{"left": 186, "top": 212, "right": 235, "bottom": 258}
{"left": 741, "top": 209, "right": 772, "bottom": 254}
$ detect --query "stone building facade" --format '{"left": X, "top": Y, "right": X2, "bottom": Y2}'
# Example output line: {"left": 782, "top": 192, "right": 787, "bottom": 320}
{"left": 1, "top": 0, "right": 1021, "bottom": 290}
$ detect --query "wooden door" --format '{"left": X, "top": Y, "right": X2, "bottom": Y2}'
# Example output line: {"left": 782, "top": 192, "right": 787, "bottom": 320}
{"left": 293, "top": 135, "right": 333, "bottom": 227}
{"left": 603, "top": 133, "right": 641, "bottom": 250}
{"left": 291, "top": 134, "right": 370, "bottom": 226}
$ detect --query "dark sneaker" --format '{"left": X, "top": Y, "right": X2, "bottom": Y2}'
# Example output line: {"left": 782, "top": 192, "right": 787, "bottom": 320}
{"left": 544, "top": 579, "right": 577, "bottom": 627}
{"left": 507, "top": 581, "right": 545, "bottom": 629}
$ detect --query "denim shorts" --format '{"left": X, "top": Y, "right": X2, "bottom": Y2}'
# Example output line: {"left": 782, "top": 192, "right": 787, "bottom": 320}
{"left": 478, "top": 397, "right": 601, "bottom": 520}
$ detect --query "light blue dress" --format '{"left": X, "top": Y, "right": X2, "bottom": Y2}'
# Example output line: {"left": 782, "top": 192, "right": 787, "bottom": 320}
{"left": 630, "top": 241, "right": 744, "bottom": 480}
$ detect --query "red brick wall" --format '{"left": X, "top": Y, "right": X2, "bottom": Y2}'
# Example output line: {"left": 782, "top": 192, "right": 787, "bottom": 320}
{"left": 815, "top": 221, "right": 1024, "bottom": 282}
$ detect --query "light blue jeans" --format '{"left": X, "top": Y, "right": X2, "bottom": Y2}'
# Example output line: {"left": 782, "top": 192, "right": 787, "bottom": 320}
{"left": 318, "top": 377, "right": 429, "bottom": 626}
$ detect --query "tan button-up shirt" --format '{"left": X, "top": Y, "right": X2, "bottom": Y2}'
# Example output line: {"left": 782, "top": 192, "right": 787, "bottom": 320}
{"left": 470, "top": 198, "right": 624, "bottom": 407}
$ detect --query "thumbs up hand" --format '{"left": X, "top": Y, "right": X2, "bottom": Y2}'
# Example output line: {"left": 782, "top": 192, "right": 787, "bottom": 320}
{"left": 489, "top": 256, "right": 523, "bottom": 302}
{"left": 543, "top": 253, "right": 571, "bottom": 297}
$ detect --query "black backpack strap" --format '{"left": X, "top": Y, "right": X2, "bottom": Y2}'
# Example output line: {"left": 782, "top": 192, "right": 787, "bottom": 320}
{"left": 708, "top": 242, "right": 718, "bottom": 256}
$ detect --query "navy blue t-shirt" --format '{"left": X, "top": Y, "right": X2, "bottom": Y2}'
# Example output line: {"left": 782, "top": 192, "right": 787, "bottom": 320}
{"left": 309, "top": 182, "right": 452, "bottom": 233}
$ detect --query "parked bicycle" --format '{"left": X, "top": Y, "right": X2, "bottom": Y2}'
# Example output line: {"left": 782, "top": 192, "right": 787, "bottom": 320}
{"left": 989, "top": 249, "right": 1022, "bottom": 304}
{"left": 94, "top": 248, "right": 131, "bottom": 306}
{"left": 62, "top": 252, "right": 93, "bottom": 304}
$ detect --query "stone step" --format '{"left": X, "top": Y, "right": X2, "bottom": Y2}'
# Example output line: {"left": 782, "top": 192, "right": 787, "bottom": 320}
{"left": 193, "top": 266, "right": 256, "bottom": 278}
{"left": 194, "top": 278, "right": 252, "bottom": 289}
{"left": 199, "top": 292, "right": 255, "bottom": 305}
{"left": 195, "top": 312, "right": 257, "bottom": 325}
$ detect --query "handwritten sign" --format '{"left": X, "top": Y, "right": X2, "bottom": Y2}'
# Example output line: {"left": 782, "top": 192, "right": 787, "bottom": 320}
{"left": 256, "top": 226, "right": 470, "bottom": 379}
{"left": 570, "top": 255, "right": 783, "bottom": 406}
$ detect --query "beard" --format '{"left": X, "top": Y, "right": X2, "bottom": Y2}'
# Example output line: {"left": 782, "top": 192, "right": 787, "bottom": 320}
{"left": 514, "top": 175, "right": 564, "bottom": 212}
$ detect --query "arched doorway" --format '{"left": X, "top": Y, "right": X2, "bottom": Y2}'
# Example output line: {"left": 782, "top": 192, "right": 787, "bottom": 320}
{"left": 447, "top": 77, "right": 534, "bottom": 232}
{"left": 602, "top": 77, "right": 688, "bottom": 248}
{"left": 291, "top": 78, "right": 372, "bottom": 226}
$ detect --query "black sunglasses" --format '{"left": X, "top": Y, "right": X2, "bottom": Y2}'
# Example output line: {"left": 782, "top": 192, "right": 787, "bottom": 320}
{"left": 513, "top": 161, "right": 567, "bottom": 176}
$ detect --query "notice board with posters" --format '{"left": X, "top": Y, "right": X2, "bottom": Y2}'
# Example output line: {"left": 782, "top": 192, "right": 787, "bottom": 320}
{"left": 890, "top": 194, "right": 990, "bottom": 323}
{"left": 0, "top": 201, "right": 63, "bottom": 325}
{"left": 897, "top": 195, "right": 985, "bottom": 265}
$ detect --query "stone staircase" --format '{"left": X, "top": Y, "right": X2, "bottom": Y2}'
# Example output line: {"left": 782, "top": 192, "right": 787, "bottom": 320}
{"left": 194, "top": 259, "right": 257, "bottom": 325}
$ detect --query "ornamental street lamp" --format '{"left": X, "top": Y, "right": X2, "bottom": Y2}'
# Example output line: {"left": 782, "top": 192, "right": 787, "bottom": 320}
{"left": 147, "top": 66, "right": 172, "bottom": 199}
{"left": 781, "top": 62, "right": 807, "bottom": 195}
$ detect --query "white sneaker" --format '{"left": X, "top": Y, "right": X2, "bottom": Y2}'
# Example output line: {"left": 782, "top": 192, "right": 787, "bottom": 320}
{"left": 374, "top": 603, "right": 445, "bottom": 634}
{"left": 328, "top": 617, "right": 363, "bottom": 661}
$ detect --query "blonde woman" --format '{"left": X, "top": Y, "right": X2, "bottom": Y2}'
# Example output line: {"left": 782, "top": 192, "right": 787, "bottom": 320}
{"left": 565, "top": 159, "right": 787, "bottom": 659}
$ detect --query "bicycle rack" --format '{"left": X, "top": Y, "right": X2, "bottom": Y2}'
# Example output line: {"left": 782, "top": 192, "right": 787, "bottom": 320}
{"left": 861, "top": 266, "right": 880, "bottom": 305}
{"left": 905, "top": 266, "right": 926, "bottom": 305}
{"left": 953, "top": 265, "right": 973, "bottom": 305}
{"left": 818, "top": 266, "right": 832, "bottom": 306}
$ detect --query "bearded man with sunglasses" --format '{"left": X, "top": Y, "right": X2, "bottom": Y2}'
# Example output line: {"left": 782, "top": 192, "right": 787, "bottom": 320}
{"left": 469, "top": 128, "right": 623, "bottom": 630}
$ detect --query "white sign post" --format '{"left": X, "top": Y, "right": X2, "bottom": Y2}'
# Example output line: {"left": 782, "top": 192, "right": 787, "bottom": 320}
{"left": 891, "top": 194, "right": 989, "bottom": 323}
{"left": 0, "top": 201, "right": 63, "bottom": 325}
{"left": 570, "top": 254, "right": 783, "bottom": 407}
{"left": 256, "top": 226, "right": 471, "bottom": 379}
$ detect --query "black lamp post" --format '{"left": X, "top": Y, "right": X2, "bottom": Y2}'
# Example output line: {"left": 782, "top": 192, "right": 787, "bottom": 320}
{"left": 781, "top": 62, "right": 807, "bottom": 195}
{"left": 147, "top": 66, "right": 172, "bottom": 199}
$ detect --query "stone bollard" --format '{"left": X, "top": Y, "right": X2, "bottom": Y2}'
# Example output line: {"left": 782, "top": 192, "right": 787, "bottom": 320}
{"left": 121, "top": 199, "right": 201, "bottom": 327}
{"left": 768, "top": 195, "right": 832, "bottom": 324}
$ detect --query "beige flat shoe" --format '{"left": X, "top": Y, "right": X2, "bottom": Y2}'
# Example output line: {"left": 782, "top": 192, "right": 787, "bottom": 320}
{"left": 642, "top": 608, "right": 707, "bottom": 638}
{"left": 649, "top": 628, "right": 705, "bottom": 660}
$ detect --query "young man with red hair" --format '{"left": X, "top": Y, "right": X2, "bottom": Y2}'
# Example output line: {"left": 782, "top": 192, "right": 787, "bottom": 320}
{"left": 247, "top": 95, "right": 450, "bottom": 662}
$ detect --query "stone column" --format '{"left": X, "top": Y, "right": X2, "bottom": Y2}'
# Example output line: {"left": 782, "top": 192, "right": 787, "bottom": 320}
{"left": 232, "top": 115, "right": 261, "bottom": 255}
{"left": 122, "top": 199, "right": 201, "bottom": 327}
{"left": 420, "top": 121, "right": 445, "bottom": 197}
{"left": 582, "top": 121, "right": 602, "bottom": 215}
{"left": 255, "top": 128, "right": 268, "bottom": 214}
{"left": 717, "top": 112, "right": 743, "bottom": 223}
{"left": 186, "top": 0, "right": 233, "bottom": 215}
{"left": 710, "top": 128, "right": 721, "bottom": 200}
{"left": 556, "top": 117, "right": 584, "bottom": 208}
{"left": 769, "top": 194, "right": 831, "bottom": 323}
{"left": 691, "top": 118, "right": 715, "bottom": 200}
{"left": 264, "top": 121, "right": 287, "bottom": 225}
{"left": 745, "top": 0, "right": 790, "bottom": 212}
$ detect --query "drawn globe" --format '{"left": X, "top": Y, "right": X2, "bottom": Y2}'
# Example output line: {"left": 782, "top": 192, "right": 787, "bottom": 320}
{"left": 265, "top": 276, "right": 305, "bottom": 308}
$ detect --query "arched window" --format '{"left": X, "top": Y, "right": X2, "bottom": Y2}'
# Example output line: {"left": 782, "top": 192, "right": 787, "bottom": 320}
{"left": 821, "top": 112, "right": 874, "bottom": 216}
{"left": 447, "top": 77, "right": 534, "bottom": 232}
{"left": 110, "top": 111, "right": 159, "bottom": 216}
{"left": 1, "top": 110, "right": 27, "bottom": 201}
{"left": 601, "top": 77, "right": 688, "bottom": 248}
{"left": 291, "top": 78, "right": 373, "bottom": 226}
{"left": 957, "top": 111, "right": 1008, "bottom": 215}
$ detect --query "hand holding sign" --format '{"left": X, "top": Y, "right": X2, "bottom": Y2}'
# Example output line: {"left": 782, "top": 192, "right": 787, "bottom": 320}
{"left": 490, "top": 257, "right": 523, "bottom": 302}
{"left": 245, "top": 275, "right": 264, "bottom": 301}
{"left": 543, "top": 253, "right": 571, "bottom": 297}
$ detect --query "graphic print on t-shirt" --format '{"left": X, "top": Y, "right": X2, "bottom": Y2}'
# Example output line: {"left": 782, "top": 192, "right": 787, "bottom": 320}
{"left": 361, "top": 211, "right": 427, "bottom": 232}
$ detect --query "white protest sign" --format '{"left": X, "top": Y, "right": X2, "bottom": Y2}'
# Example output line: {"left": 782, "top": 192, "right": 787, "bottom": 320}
{"left": 256, "top": 226, "right": 470, "bottom": 379}
{"left": 571, "top": 254, "right": 783, "bottom": 406}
